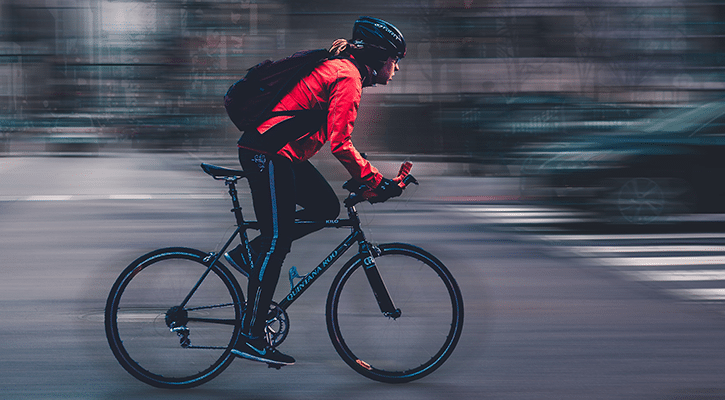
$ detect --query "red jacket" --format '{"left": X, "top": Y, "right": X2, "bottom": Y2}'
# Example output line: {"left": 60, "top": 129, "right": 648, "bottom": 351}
{"left": 245, "top": 57, "right": 383, "bottom": 188}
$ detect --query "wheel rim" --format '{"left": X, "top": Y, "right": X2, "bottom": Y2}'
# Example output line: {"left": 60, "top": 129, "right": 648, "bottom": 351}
{"left": 106, "top": 250, "right": 242, "bottom": 387}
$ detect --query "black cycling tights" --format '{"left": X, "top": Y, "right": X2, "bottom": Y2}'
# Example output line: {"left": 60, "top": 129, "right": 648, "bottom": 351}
{"left": 238, "top": 147, "right": 340, "bottom": 339}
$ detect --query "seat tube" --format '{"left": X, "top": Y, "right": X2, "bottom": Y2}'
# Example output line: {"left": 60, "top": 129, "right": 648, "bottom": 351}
{"left": 227, "top": 179, "right": 254, "bottom": 263}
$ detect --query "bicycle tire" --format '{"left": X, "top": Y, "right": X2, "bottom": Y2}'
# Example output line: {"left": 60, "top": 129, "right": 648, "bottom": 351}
{"left": 105, "top": 247, "right": 244, "bottom": 389}
{"left": 326, "top": 243, "right": 464, "bottom": 383}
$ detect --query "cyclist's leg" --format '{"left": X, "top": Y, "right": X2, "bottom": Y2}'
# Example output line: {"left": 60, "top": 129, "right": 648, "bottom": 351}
{"left": 291, "top": 160, "right": 340, "bottom": 239}
{"left": 244, "top": 159, "right": 339, "bottom": 253}
{"left": 237, "top": 149, "right": 295, "bottom": 364}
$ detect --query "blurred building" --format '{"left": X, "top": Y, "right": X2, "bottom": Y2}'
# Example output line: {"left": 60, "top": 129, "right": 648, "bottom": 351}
{"left": 1, "top": 0, "right": 724, "bottom": 155}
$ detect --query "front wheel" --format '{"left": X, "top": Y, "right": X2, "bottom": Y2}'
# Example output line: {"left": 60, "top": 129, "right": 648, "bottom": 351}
{"left": 326, "top": 243, "right": 464, "bottom": 383}
{"left": 104, "top": 247, "right": 244, "bottom": 389}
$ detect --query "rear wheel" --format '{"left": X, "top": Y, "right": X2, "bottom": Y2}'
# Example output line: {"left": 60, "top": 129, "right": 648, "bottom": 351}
{"left": 105, "top": 247, "right": 244, "bottom": 389}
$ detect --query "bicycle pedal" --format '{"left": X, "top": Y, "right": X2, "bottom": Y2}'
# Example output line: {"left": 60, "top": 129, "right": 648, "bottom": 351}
{"left": 267, "top": 363, "right": 284, "bottom": 370}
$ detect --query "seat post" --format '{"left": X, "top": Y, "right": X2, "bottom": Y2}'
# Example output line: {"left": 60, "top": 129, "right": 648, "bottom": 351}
{"left": 226, "top": 178, "right": 245, "bottom": 226}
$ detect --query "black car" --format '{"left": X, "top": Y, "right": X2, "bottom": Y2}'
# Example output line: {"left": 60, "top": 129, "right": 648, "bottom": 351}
{"left": 516, "top": 100, "right": 725, "bottom": 224}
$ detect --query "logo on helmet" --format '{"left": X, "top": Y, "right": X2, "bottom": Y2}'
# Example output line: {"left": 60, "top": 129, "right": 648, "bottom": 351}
{"left": 373, "top": 22, "right": 402, "bottom": 44}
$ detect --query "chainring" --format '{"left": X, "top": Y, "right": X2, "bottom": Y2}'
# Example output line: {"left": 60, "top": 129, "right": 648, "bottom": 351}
{"left": 265, "top": 301, "right": 289, "bottom": 347}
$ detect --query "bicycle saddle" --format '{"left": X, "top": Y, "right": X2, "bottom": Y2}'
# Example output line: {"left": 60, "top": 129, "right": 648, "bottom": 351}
{"left": 201, "top": 163, "right": 247, "bottom": 179}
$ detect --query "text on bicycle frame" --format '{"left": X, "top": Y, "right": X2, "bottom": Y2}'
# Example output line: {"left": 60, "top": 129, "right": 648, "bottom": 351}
{"left": 286, "top": 250, "right": 338, "bottom": 302}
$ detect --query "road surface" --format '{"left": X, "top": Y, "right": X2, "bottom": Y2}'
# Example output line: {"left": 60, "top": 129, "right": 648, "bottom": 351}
{"left": 2, "top": 151, "right": 725, "bottom": 399}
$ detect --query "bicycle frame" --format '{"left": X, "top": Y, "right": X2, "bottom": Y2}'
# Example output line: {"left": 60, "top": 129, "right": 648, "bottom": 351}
{"left": 179, "top": 175, "right": 399, "bottom": 318}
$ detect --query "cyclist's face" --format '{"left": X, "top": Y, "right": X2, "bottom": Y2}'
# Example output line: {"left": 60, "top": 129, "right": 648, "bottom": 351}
{"left": 375, "top": 56, "right": 400, "bottom": 85}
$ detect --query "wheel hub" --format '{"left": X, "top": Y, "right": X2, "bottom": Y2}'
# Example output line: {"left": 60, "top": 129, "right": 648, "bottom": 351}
{"left": 165, "top": 306, "right": 191, "bottom": 347}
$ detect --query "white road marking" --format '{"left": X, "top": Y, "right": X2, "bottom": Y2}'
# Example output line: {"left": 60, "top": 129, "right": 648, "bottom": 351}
{"left": 621, "top": 270, "right": 725, "bottom": 281}
{"left": 561, "top": 245, "right": 725, "bottom": 254}
{"left": 455, "top": 204, "right": 725, "bottom": 302}
{"left": 592, "top": 256, "right": 725, "bottom": 267}
{"left": 669, "top": 288, "right": 725, "bottom": 301}
{"left": 26, "top": 195, "right": 74, "bottom": 201}
{"left": 0, "top": 193, "right": 226, "bottom": 201}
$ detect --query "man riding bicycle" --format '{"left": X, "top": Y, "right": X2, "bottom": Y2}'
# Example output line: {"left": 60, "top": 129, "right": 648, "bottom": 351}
{"left": 224, "top": 16, "right": 408, "bottom": 366}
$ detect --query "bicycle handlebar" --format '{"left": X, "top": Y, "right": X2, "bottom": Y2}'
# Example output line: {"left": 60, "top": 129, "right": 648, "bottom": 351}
{"left": 399, "top": 174, "right": 419, "bottom": 187}
{"left": 343, "top": 174, "right": 418, "bottom": 208}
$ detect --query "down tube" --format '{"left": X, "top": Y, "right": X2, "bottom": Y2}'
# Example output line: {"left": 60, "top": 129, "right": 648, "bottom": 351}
{"left": 278, "top": 232, "right": 360, "bottom": 310}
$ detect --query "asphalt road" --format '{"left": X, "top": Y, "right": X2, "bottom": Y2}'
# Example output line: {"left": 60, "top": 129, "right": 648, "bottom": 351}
{"left": 2, "top": 151, "right": 725, "bottom": 399}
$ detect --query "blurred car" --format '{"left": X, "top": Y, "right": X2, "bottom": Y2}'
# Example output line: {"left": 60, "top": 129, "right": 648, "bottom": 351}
{"left": 44, "top": 115, "right": 117, "bottom": 153}
{"left": 433, "top": 93, "right": 648, "bottom": 160}
{"left": 14, "top": 114, "right": 120, "bottom": 154}
{"left": 515, "top": 100, "right": 725, "bottom": 224}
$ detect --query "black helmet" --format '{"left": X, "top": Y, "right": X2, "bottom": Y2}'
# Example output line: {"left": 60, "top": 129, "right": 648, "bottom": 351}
{"left": 352, "top": 16, "right": 406, "bottom": 63}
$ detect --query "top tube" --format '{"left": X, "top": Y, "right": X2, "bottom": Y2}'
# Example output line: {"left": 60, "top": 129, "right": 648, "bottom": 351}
{"left": 294, "top": 218, "right": 356, "bottom": 228}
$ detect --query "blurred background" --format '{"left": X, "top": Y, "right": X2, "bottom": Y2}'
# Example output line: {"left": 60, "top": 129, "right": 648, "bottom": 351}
{"left": 6, "top": 0, "right": 725, "bottom": 224}
{"left": 4, "top": 0, "right": 724, "bottom": 156}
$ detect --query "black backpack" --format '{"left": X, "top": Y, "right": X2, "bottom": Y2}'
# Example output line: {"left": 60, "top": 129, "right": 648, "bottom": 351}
{"left": 224, "top": 49, "right": 330, "bottom": 132}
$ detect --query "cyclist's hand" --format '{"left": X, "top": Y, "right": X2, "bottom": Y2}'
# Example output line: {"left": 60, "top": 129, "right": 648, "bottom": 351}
{"left": 372, "top": 162, "right": 412, "bottom": 203}
{"left": 343, "top": 162, "right": 414, "bottom": 207}
{"left": 368, "top": 177, "right": 403, "bottom": 204}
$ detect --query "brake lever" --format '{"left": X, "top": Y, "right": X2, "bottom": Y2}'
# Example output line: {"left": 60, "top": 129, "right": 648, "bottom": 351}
{"left": 401, "top": 174, "right": 418, "bottom": 187}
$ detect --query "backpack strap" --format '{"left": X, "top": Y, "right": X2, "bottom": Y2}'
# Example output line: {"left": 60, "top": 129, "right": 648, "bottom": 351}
{"left": 237, "top": 109, "right": 326, "bottom": 153}
{"left": 251, "top": 50, "right": 330, "bottom": 128}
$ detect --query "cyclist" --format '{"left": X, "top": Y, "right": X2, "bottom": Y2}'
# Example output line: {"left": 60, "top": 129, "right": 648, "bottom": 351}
{"left": 224, "top": 16, "right": 408, "bottom": 366}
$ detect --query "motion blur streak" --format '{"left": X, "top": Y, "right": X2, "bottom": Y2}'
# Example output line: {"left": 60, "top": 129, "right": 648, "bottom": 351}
{"left": 1, "top": 0, "right": 724, "bottom": 160}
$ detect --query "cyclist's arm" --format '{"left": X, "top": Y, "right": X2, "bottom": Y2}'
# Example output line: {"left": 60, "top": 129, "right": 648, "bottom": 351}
{"left": 328, "top": 64, "right": 383, "bottom": 189}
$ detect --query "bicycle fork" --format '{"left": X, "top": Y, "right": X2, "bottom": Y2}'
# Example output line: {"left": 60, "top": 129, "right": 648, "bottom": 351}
{"left": 360, "top": 242, "right": 401, "bottom": 319}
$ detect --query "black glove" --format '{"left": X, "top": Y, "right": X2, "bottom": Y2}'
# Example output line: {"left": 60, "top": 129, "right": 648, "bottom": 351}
{"left": 369, "top": 178, "right": 403, "bottom": 204}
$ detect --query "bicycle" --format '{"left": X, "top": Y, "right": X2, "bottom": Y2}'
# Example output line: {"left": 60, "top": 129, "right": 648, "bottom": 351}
{"left": 104, "top": 162, "right": 464, "bottom": 389}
